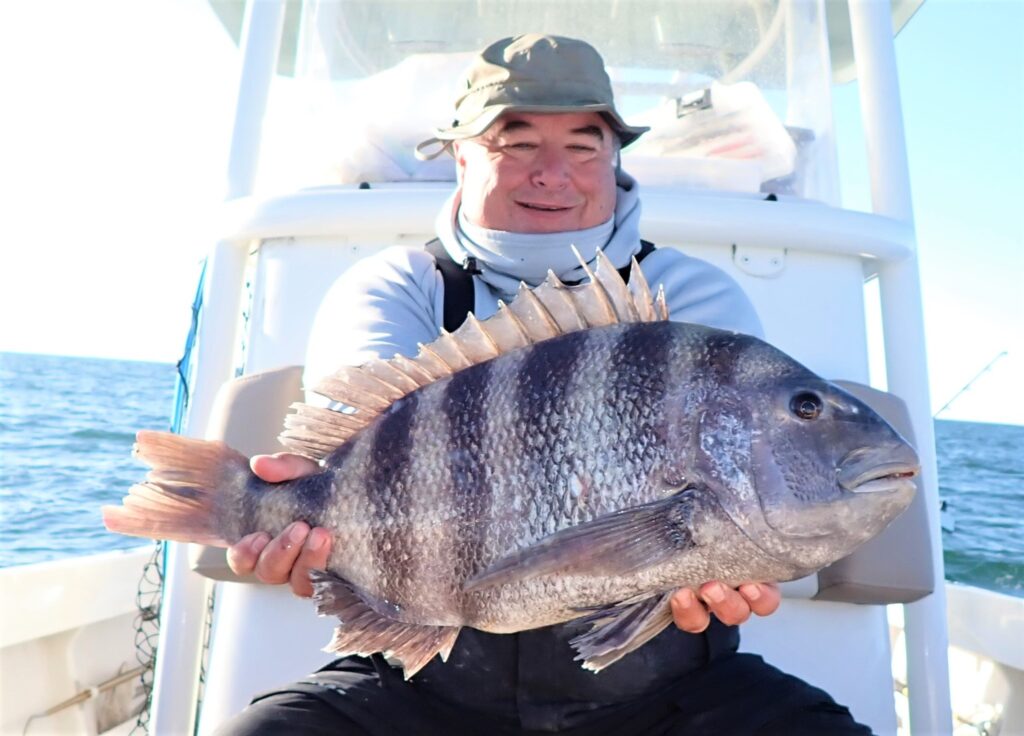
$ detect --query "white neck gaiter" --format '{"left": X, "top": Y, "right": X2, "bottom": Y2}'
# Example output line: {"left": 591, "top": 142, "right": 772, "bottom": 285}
{"left": 456, "top": 209, "right": 614, "bottom": 284}
{"left": 435, "top": 169, "right": 644, "bottom": 298}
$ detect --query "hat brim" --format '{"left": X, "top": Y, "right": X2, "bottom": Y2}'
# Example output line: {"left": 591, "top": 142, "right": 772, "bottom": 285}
{"left": 435, "top": 103, "right": 649, "bottom": 148}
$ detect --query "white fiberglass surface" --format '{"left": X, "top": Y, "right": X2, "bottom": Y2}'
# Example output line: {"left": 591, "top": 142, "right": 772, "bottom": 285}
{"left": 256, "top": 0, "right": 837, "bottom": 202}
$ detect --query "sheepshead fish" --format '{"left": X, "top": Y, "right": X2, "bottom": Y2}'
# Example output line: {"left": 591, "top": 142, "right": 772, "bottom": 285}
{"left": 103, "top": 251, "right": 919, "bottom": 678}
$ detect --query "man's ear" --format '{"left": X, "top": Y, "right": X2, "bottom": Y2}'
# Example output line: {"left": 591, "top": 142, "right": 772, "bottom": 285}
{"left": 452, "top": 141, "right": 465, "bottom": 186}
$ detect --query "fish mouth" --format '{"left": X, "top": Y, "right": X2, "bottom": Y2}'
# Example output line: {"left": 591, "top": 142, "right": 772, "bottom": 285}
{"left": 837, "top": 446, "right": 920, "bottom": 494}
{"left": 842, "top": 464, "right": 919, "bottom": 494}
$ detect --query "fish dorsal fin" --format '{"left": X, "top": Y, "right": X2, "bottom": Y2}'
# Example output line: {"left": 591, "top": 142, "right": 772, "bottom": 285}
{"left": 279, "top": 248, "right": 667, "bottom": 459}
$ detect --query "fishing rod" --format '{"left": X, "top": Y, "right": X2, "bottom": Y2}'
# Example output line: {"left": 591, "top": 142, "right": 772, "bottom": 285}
{"left": 933, "top": 351, "right": 1008, "bottom": 418}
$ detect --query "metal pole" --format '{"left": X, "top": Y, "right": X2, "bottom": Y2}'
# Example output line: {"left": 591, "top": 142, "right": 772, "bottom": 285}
{"left": 848, "top": 2, "right": 953, "bottom": 734}
{"left": 149, "top": 1, "right": 287, "bottom": 733}
{"left": 226, "top": 0, "right": 288, "bottom": 200}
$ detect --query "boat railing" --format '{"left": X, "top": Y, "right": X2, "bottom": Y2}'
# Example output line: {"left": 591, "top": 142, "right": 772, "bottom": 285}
{"left": 217, "top": 185, "right": 916, "bottom": 264}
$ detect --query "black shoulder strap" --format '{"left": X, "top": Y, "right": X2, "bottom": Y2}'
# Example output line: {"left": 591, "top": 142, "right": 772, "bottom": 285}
{"left": 426, "top": 238, "right": 657, "bottom": 333}
{"left": 425, "top": 238, "right": 477, "bottom": 334}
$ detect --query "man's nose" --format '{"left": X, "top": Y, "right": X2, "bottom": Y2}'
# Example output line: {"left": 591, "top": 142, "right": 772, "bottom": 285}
{"left": 530, "top": 148, "right": 570, "bottom": 188}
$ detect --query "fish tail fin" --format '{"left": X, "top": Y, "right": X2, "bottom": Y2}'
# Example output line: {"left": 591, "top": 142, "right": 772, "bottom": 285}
{"left": 102, "top": 430, "right": 249, "bottom": 547}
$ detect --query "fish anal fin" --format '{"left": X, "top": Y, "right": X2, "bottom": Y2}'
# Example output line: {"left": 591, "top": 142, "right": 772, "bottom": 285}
{"left": 311, "top": 570, "right": 461, "bottom": 680}
{"left": 570, "top": 592, "right": 676, "bottom": 672}
{"left": 463, "top": 492, "right": 697, "bottom": 593}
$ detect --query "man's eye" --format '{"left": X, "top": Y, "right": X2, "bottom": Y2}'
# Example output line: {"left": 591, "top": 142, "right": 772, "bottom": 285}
{"left": 507, "top": 142, "right": 537, "bottom": 150}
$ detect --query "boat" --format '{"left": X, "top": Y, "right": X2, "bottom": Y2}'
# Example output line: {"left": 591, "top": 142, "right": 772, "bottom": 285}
{"left": 3, "top": 1, "right": 1022, "bottom": 734}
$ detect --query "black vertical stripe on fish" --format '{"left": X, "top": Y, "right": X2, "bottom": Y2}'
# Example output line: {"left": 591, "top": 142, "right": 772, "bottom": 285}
{"left": 702, "top": 330, "right": 746, "bottom": 387}
{"left": 512, "top": 331, "right": 593, "bottom": 440}
{"left": 606, "top": 323, "right": 674, "bottom": 409}
{"left": 515, "top": 331, "right": 591, "bottom": 535}
{"left": 365, "top": 392, "right": 419, "bottom": 606}
{"left": 442, "top": 360, "right": 494, "bottom": 608}
{"left": 606, "top": 322, "right": 673, "bottom": 437}
{"left": 515, "top": 330, "right": 591, "bottom": 437}
{"left": 241, "top": 473, "right": 264, "bottom": 539}
{"left": 288, "top": 452, "right": 344, "bottom": 528}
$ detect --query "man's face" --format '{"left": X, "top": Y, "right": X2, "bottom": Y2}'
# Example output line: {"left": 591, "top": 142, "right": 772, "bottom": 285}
{"left": 454, "top": 112, "right": 618, "bottom": 234}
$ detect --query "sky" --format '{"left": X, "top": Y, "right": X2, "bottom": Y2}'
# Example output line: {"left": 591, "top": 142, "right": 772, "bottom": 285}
{"left": 0, "top": 0, "right": 1021, "bottom": 426}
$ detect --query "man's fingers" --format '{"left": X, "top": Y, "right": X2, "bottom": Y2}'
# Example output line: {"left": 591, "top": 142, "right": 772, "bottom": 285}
{"left": 226, "top": 532, "right": 270, "bottom": 576}
{"left": 250, "top": 453, "right": 321, "bottom": 483}
{"left": 670, "top": 582, "right": 782, "bottom": 633}
{"left": 739, "top": 582, "right": 781, "bottom": 617}
{"left": 670, "top": 588, "right": 711, "bottom": 633}
{"left": 698, "top": 581, "right": 754, "bottom": 626}
{"left": 251, "top": 522, "right": 310, "bottom": 584}
{"left": 288, "top": 527, "right": 333, "bottom": 598}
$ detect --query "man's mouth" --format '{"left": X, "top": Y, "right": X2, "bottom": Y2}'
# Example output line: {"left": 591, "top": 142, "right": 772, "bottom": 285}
{"left": 517, "top": 202, "right": 572, "bottom": 212}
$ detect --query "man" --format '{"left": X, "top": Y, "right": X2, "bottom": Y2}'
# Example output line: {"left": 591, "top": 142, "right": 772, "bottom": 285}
{"left": 220, "top": 35, "right": 870, "bottom": 735}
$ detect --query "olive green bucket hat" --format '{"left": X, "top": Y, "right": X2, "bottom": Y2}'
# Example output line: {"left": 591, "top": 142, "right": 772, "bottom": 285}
{"left": 415, "top": 34, "right": 649, "bottom": 160}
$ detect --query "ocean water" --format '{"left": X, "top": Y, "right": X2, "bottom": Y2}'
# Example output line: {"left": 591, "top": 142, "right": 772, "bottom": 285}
{"left": 935, "top": 419, "right": 1024, "bottom": 597}
{"left": 1, "top": 351, "right": 1021, "bottom": 597}
{"left": 0, "top": 352, "right": 176, "bottom": 565}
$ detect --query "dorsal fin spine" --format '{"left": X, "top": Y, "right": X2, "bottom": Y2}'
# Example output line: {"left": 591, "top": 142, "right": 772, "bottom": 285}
{"left": 416, "top": 343, "right": 455, "bottom": 377}
{"left": 593, "top": 250, "right": 638, "bottom": 322}
{"left": 465, "top": 313, "right": 500, "bottom": 355}
{"left": 655, "top": 285, "right": 669, "bottom": 320}
{"left": 498, "top": 301, "right": 531, "bottom": 343}
{"left": 571, "top": 246, "right": 618, "bottom": 325}
{"left": 628, "top": 257, "right": 656, "bottom": 322}
{"left": 514, "top": 288, "right": 561, "bottom": 337}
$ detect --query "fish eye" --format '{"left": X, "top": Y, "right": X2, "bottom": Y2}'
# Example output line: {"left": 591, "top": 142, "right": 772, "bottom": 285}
{"left": 789, "top": 392, "right": 823, "bottom": 420}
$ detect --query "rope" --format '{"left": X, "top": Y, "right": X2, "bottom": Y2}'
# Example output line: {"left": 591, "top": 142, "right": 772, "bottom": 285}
{"left": 128, "top": 541, "right": 164, "bottom": 735}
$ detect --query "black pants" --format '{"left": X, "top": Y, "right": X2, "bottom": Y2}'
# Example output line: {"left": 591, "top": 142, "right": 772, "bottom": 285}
{"left": 216, "top": 653, "right": 873, "bottom": 735}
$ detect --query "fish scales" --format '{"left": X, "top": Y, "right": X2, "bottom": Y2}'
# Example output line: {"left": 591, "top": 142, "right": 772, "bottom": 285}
{"left": 105, "top": 252, "right": 920, "bottom": 676}
{"left": 364, "top": 390, "right": 419, "bottom": 613}
{"left": 442, "top": 358, "right": 496, "bottom": 622}
{"left": 400, "top": 382, "right": 458, "bottom": 618}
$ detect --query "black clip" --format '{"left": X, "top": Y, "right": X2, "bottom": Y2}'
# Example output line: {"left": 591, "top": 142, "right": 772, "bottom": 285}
{"left": 675, "top": 88, "right": 712, "bottom": 119}
{"left": 462, "top": 256, "right": 482, "bottom": 275}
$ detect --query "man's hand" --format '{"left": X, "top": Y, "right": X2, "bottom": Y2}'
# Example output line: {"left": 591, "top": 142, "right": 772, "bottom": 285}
{"left": 225, "top": 453, "right": 332, "bottom": 598}
{"left": 669, "top": 582, "right": 781, "bottom": 633}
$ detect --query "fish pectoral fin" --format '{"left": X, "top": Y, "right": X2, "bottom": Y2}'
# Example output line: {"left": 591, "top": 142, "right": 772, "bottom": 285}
{"left": 463, "top": 492, "right": 696, "bottom": 593}
{"left": 570, "top": 592, "right": 676, "bottom": 672}
{"left": 310, "top": 570, "right": 460, "bottom": 680}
